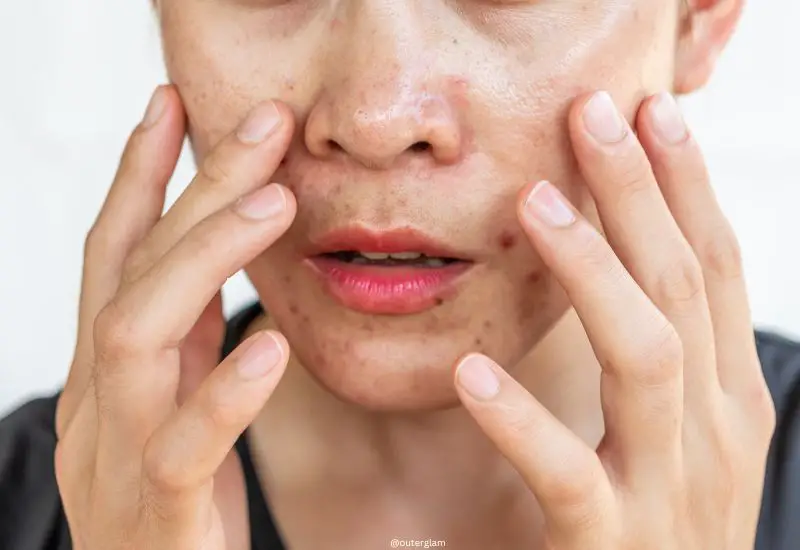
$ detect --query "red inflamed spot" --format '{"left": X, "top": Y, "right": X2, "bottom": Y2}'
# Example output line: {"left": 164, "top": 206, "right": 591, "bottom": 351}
{"left": 498, "top": 231, "right": 517, "bottom": 251}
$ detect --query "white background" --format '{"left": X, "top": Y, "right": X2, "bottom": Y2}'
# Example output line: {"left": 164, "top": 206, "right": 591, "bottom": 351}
{"left": 0, "top": 2, "right": 798, "bottom": 415}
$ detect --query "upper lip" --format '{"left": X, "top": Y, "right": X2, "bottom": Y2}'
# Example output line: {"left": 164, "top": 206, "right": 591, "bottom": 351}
{"left": 307, "top": 226, "right": 471, "bottom": 260}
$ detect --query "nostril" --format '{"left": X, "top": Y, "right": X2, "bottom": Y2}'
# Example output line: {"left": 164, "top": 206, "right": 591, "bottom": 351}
{"left": 409, "top": 141, "right": 431, "bottom": 153}
{"left": 327, "top": 139, "right": 344, "bottom": 153}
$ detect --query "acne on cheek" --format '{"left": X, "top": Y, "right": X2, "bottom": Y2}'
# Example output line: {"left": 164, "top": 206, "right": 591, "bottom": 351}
{"left": 497, "top": 230, "right": 518, "bottom": 251}
{"left": 527, "top": 270, "right": 544, "bottom": 285}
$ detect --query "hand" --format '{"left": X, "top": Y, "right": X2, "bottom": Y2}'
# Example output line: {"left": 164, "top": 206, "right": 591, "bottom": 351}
{"left": 54, "top": 85, "right": 296, "bottom": 550}
{"left": 454, "top": 91, "right": 777, "bottom": 549}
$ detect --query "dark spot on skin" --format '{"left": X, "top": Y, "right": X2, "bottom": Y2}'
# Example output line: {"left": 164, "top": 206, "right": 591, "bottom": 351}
{"left": 483, "top": 320, "right": 492, "bottom": 330}
{"left": 452, "top": 38, "right": 458, "bottom": 45}
{"left": 527, "top": 270, "right": 543, "bottom": 285}
{"left": 283, "top": 275, "right": 292, "bottom": 284}
{"left": 434, "top": 297, "right": 445, "bottom": 306}
{"left": 474, "top": 337, "right": 482, "bottom": 347}
{"left": 498, "top": 231, "right": 517, "bottom": 251}
{"left": 289, "top": 304, "right": 299, "bottom": 314}
{"left": 302, "top": 315, "right": 310, "bottom": 324}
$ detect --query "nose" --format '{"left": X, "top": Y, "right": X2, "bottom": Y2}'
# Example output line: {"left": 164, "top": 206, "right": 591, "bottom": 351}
{"left": 304, "top": 13, "right": 466, "bottom": 169}
{"left": 306, "top": 92, "right": 464, "bottom": 169}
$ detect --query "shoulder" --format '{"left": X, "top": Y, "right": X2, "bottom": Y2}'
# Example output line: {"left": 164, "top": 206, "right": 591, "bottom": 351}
{"left": 0, "top": 395, "right": 68, "bottom": 550}
{"left": 754, "top": 329, "right": 800, "bottom": 550}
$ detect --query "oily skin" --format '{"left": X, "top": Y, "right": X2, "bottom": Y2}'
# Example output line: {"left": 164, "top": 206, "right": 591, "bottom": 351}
{"left": 159, "top": 0, "right": 678, "bottom": 409}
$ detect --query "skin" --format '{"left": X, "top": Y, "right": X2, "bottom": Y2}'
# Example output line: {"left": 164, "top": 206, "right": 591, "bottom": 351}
{"left": 53, "top": 0, "right": 777, "bottom": 549}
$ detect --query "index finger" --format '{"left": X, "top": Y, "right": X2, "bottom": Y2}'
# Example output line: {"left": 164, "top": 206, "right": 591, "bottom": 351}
{"left": 57, "top": 85, "right": 185, "bottom": 437}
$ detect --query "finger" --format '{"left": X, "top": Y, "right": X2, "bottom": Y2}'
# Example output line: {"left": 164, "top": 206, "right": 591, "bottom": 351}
{"left": 635, "top": 92, "right": 760, "bottom": 397}
{"left": 177, "top": 291, "right": 226, "bottom": 407}
{"left": 569, "top": 91, "right": 718, "bottom": 403}
{"left": 93, "top": 183, "right": 295, "bottom": 459}
{"left": 121, "top": 100, "right": 294, "bottom": 286}
{"left": 517, "top": 181, "right": 684, "bottom": 477}
{"left": 454, "top": 354, "right": 613, "bottom": 545}
{"left": 140, "top": 331, "right": 288, "bottom": 538}
{"left": 57, "top": 85, "right": 185, "bottom": 438}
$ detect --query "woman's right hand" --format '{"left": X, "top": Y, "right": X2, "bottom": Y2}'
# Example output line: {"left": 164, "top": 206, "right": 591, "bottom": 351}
{"left": 53, "top": 85, "right": 296, "bottom": 550}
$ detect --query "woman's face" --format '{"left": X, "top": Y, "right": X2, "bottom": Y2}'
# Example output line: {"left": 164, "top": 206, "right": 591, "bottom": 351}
{"left": 158, "top": 0, "right": 682, "bottom": 410}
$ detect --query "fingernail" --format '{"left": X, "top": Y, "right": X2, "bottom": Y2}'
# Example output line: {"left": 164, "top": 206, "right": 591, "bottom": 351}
{"left": 234, "top": 184, "right": 287, "bottom": 220}
{"left": 237, "top": 102, "right": 282, "bottom": 144}
{"left": 456, "top": 355, "right": 500, "bottom": 401}
{"left": 583, "top": 91, "right": 627, "bottom": 144}
{"left": 524, "top": 180, "right": 576, "bottom": 228}
{"left": 651, "top": 92, "right": 688, "bottom": 145}
{"left": 238, "top": 332, "right": 284, "bottom": 379}
{"left": 141, "top": 86, "right": 167, "bottom": 129}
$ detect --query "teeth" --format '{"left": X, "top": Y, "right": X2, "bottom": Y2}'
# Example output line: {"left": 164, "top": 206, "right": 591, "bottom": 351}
{"left": 359, "top": 251, "right": 424, "bottom": 260}
{"left": 388, "top": 252, "right": 423, "bottom": 260}
{"left": 360, "top": 252, "right": 390, "bottom": 260}
{"left": 341, "top": 251, "right": 450, "bottom": 267}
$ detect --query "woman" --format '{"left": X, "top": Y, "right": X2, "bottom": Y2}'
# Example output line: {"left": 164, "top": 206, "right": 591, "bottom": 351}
{"left": 1, "top": 0, "right": 798, "bottom": 548}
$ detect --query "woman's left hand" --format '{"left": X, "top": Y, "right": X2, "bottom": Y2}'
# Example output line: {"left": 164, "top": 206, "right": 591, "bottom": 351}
{"left": 454, "top": 91, "right": 777, "bottom": 550}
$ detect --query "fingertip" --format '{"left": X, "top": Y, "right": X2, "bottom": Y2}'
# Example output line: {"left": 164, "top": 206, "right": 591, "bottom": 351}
{"left": 236, "top": 330, "right": 290, "bottom": 380}
{"left": 455, "top": 353, "right": 501, "bottom": 401}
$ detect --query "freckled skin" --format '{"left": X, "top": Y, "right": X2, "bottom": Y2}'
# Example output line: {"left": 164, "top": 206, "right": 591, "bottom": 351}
{"left": 157, "top": 1, "right": 681, "bottom": 410}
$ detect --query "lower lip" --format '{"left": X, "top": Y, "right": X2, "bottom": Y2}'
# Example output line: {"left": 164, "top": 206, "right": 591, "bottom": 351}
{"left": 306, "top": 257, "right": 473, "bottom": 315}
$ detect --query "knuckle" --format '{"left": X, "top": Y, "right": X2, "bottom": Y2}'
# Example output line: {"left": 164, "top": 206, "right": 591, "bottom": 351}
{"left": 630, "top": 324, "right": 684, "bottom": 387}
{"left": 198, "top": 152, "right": 235, "bottom": 189}
{"left": 83, "top": 224, "right": 111, "bottom": 261}
{"left": 651, "top": 255, "right": 706, "bottom": 307}
{"left": 541, "top": 455, "right": 604, "bottom": 511}
{"left": 698, "top": 228, "right": 744, "bottom": 281}
{"left": 93, "top": 301, "right": 148, "bottom": 362}
{"left": 142, "top": 440, "right": 188, "bottom": 495}
{"left": 573, "top": 224, "right": 618, "bottom": 274}
{"left": 612, "top": 158, "right": 654, "bottom": 206}
{"left": 743, "top": 378, "right": 777, "bottom": 438}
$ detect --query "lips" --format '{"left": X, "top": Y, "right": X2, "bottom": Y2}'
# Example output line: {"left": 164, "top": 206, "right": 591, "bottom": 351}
{"left": 304, "top": 227, "right": 474, "bottom": 315}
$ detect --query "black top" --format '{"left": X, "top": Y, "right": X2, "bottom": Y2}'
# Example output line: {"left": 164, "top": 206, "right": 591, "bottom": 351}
{"left": 2, "top": 300, "right": 800, "bottom": 550}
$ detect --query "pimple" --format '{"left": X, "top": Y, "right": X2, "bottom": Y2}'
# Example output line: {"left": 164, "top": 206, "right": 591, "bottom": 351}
{"left": 330, "top": 18, "right": 342, "bottom": 30}
{"left": 498, "top": 230, "right": 517, "bottom": 251}
{"left": 527, "top": 270, "right": 544, "bottom": 285}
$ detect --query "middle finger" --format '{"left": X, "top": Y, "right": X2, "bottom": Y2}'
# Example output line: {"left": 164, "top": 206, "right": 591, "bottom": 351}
{"left": 569, "top": 91, "right": 719, "bottom": 402}
{"left": 517, "top": 181, "right": 683, "bottom": 479}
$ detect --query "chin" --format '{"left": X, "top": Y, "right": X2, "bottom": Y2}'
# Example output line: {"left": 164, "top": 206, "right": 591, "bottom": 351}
{"left": 253, "top": 265, "right": 572, "bottom": 412}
